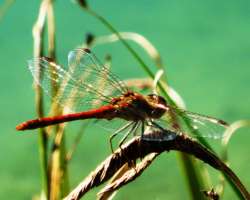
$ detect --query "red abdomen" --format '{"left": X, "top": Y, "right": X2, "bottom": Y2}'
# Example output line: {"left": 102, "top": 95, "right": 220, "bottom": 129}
{"left": 16, "top": 105, "right": 116, "bottom": 131}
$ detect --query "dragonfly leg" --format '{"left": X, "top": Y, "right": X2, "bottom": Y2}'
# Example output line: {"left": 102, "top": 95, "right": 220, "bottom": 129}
{"left": 109, "top": 122, "right": 134, "bottom": 153}
{"left": 140, "top": 120, "right": 155, "bottom": 140}
{"left": 118, "top": 122, "right": 140, "bottom": 149}
{"left": 140, "top": 121, "right": 145, "bottom": 137}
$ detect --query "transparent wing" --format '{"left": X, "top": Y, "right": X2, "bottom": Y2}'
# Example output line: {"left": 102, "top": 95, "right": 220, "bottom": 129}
{"left": 155, "top": 105, "right": 229, "bottom": 140}
{"left": 67, "top": 48, "right": 128, "bottom": 100}
{"left": 28, "top": 48, "right": 128, "bottom": 113}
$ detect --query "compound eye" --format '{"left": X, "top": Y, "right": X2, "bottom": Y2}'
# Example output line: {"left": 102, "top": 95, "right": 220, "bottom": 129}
{"left": 157, "top": 95, "right": 167, "bottom": 105}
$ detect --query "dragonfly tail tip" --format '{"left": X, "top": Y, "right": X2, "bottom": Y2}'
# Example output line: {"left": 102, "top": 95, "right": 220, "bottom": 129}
{"left": 16, "top": 123, "right": 26, "bottom": 131}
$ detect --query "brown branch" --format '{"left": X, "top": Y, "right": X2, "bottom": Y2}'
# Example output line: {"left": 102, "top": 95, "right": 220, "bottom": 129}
{"left": 97, "top": 163, "right": 131, "bottom": 200}
{"left": 63, "top": 138, "right": 139, "bottom": 200}
{"left": 97, "top": 153, "right": 159, "bottom": 200}
{"left": 64, "top": 130, "right": 250, "bottom": 200}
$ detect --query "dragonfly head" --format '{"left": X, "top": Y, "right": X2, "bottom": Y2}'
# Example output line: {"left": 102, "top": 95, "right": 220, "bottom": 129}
{"left": 146, "top": 94, "right": 167, "bottom": 119}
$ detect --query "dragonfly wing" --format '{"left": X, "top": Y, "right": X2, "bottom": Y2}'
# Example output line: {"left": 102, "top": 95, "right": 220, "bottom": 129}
{"left": 67, "top": 48, "right": 128, "bottom": 101}
{"left": 180, "top": 110, "right": 228, "bottom": 139}
{"left": 28, "top": 57, "right": 110, "bottom": 114}
{"left": 28, "top": 48, "right": 128, "bottom": 113}
{"left": 159, "top": 106, "right": 229, "bottom": 140}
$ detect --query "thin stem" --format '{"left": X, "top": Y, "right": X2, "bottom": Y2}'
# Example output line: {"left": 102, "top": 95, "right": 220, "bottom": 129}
{"left": 46, "top": 0, "right": 70, "bottom": 198}
{"left": 32, "top": 0, "right": 50, "bottom": 198}
{"left": 87, "top": 8, "right": 155, "bottom": 79}
{"left": 179, "top": 153, "right": 207, "bottom": 200}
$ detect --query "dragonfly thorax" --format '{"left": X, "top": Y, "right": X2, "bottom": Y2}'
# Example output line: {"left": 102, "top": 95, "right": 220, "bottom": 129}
{"left": 145, "top": 94, "right": 167, "bottom": 119}
{"left": 111, "top": 92, "right": 167, "bottom": 121}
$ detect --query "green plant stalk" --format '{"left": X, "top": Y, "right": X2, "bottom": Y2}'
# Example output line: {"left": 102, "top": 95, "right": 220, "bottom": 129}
{"left": 87, "top": 8, "right": 155, "bottom": 79}
{"left": 59, "top": 135, "right": 70, "bottom": 198}
{"left": 35, "top": 54, "right": 49, "bottom": 198}
{"left": 33, "top": 4, "right": 49, "bottom": 197}
{"left": 179, "top": 153, "right": 207, "bottom": 200}
{"left": 224, "top": 174, "right": 246, "bottom": 200}
{"left": 220, "top": 120, "right": 250, "bottom": 200}
{"left": 58, "top": 132, "right": 69, "bottom": 197}
{"left": 37, "top": 96, "right": 49, "bottom": 198}
{"left": 46, "top": 1, "right": 70, "bottom": 197}
{"left": 35, "top": 48, "right": 49, "bottom": 198}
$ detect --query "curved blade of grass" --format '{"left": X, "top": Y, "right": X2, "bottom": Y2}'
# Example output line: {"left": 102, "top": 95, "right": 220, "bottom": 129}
{"left": 219, "top": 120, "right": 250, "bottom": 200}
{"left": 92, "top": 32, "right": 163, "bottom": 67}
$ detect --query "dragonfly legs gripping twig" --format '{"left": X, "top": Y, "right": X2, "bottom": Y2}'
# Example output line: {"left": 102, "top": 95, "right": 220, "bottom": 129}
{"left": 109, "top": 122, "right": 134, "bottom": 153}
{"left": 118, "top": 122, "right": 140, "bottom": 149}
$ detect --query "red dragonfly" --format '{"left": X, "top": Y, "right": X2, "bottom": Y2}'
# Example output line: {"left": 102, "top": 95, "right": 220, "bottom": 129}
{"left": 16, "top": 48, "right": 228, "bottom": 148}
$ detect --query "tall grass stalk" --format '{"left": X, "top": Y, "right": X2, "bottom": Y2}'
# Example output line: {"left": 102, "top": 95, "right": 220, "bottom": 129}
{"left": 32, "top": 0, "right": 69, "bottom": 199}
{"left": 32, "top": 0, "right": 50, "bottom": 198}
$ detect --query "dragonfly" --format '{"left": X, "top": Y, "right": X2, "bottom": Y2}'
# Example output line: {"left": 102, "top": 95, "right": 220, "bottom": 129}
{"left": 16, "top": 48, "right": 228, "bottom": 150}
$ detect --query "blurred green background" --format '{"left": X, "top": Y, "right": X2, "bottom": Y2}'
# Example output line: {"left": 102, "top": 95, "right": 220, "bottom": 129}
{"left": 0, "top": 0, "right": 249, "bottom": 199}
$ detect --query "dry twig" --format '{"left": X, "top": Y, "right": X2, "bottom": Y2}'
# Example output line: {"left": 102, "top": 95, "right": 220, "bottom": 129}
{"left": 64, "top": 130, "right": 250, "bottom": 200}
{"left": 97, "top": 153, "right": 159, "bottom": 200}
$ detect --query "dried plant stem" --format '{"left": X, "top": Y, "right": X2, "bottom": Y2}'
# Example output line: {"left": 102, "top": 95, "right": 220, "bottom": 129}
{"left": 98, "top": 163, "right": 131, "bottom": 200}
{"left": 46, "top": 1, "right": 69, "bottom": 199}
{"left": 33, "top": 1, "right": 69, "bottom": 198}
{"left": 32, "top": 0, "right": 51, "bottom": 197}
{"left": 50, "top": 125, "right": 64, "bottom": 200}
{"left": 97, "top": 153, "right": 159, "bottom": 200}
{"left": 47, "top": 2, "right": 56, "bottom": 59}
{"left": 64, "top": 133, "right": 250, "bottom": 200}
{"left": 33, "top": 0, "right": 70, "bottom": 199}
